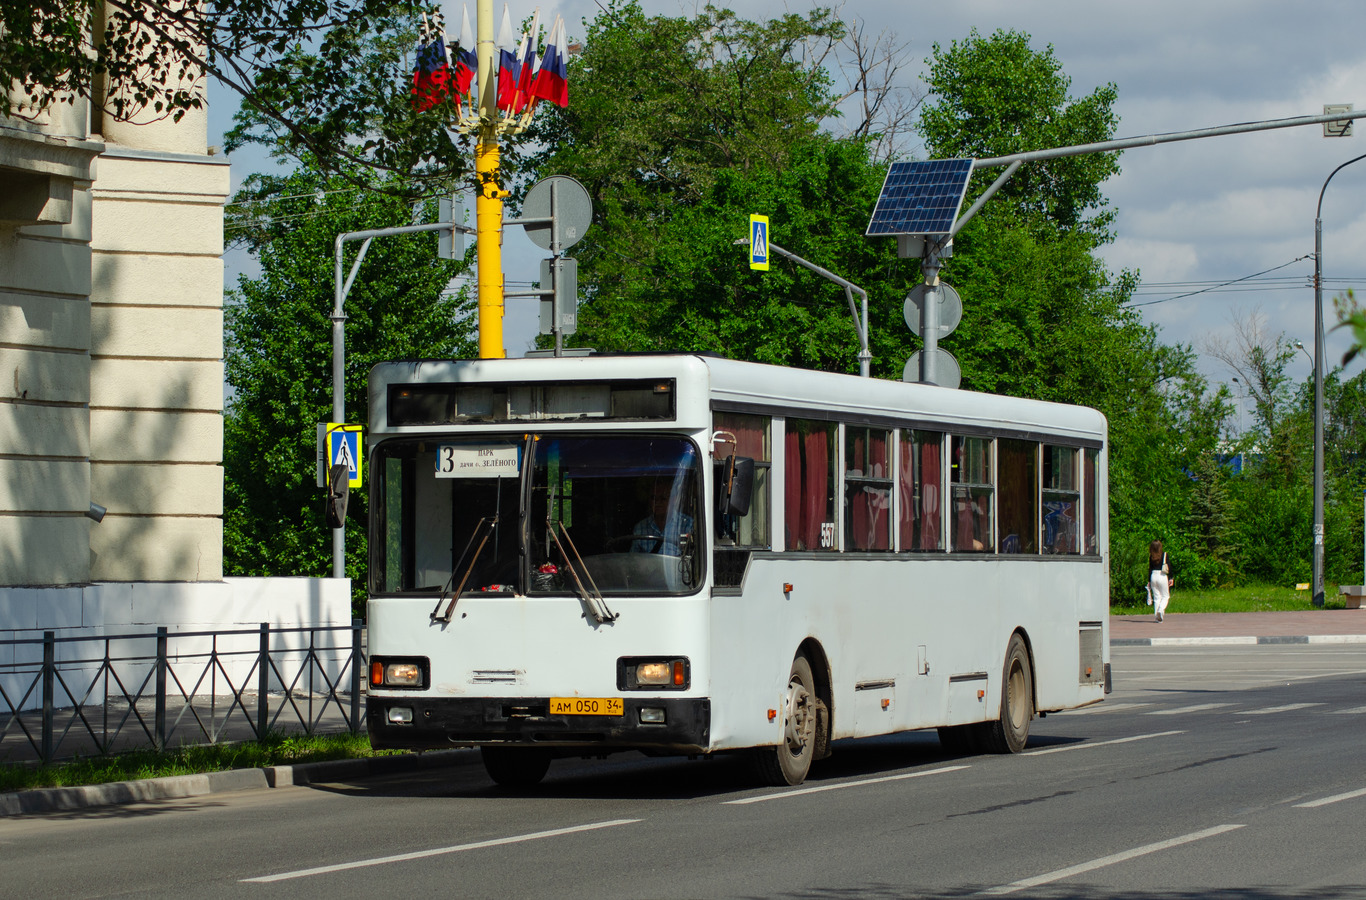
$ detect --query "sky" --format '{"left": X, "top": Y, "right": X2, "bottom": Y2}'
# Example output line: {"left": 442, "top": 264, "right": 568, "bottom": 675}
{"left": 210, "top": 0, "right": 1366, "bottom": 396}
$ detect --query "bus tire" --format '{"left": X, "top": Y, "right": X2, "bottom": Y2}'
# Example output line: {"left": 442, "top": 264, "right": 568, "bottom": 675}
{"left": 752, "top": 654, "right": 819, "bottom": 786}
{"left": 481, "top": 746, "right": 552, "bottom": 787}
{"left": 978, "top": 633, "right": 1033, "bottom": 754}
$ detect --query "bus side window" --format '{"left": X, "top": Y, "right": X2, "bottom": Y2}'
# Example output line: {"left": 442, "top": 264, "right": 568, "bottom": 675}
{"left": 845, "top": 426, "right": 891, "bottom": 551}
{"left": 900, "top": 430, "right": 944, "bottom": 552}
{"left": 950, "top": 435, "right": 994, "bottom": 553}
{"left": 785, "top": 419, "right": 838, "bottom": 552}
{"left": 998, "top": 439, "right": 1038, "bottom": 554}
{"left": 1043, "top": 444, "right": 1081, "bottom": 554}
{"left": 712, "top": 412, "right": 771, "bottom": 549}
{"left": 1083, "top": 448, "right": 1100, "bottom": 555}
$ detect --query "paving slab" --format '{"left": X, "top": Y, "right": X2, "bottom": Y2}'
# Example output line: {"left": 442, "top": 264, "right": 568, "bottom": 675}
{"left": 1111, "top": 609, "right": 1366, "bottom": 645}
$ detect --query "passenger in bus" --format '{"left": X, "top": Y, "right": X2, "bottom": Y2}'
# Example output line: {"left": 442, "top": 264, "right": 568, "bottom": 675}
{"left": 632, "top": 479, "right": 693, "bottom": 555}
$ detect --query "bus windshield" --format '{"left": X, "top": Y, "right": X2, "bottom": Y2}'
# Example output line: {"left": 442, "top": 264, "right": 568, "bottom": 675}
{"left": 371, "top": 434, "right": 703, "bottom": 596}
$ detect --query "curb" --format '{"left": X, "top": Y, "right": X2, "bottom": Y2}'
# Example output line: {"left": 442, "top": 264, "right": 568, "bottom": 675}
{"left": 1112, "top": 634, "right": 1366, "bottom": 647}
{"left": 0, "top": 748, "right": 477, "bottom": 817}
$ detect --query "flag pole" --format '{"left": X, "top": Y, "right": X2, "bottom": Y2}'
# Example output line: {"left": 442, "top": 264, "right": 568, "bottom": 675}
{"left": 474, "top": 0, "right": 505, "bottom": 359}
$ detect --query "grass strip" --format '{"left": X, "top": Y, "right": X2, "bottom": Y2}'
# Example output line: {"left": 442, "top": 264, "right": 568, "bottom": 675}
{"left": 0, "top": 731, "right": 402, "bottom": 794}
{"left": 1112, "top": 581, "right": 1352, "bottom": 616}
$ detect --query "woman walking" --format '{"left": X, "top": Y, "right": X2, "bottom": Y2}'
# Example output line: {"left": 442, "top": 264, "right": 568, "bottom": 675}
{"left": 1148, "top": 540, "right": 1172, "bottom": 622}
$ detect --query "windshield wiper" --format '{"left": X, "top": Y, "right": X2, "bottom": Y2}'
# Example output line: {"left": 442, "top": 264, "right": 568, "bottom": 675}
{"left": 547, "top": 520, "right": 618, "bottom": 624}
{"left": 431, "top": 515, "right": 497, "bottom": 624}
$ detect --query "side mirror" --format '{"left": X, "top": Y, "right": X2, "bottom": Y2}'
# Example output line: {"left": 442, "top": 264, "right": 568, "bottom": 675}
{"left": 325, "top": 463, "right": 350, "bottom": 529}
{"left": 716, "top": 456, "right": 755, "bottom": 517}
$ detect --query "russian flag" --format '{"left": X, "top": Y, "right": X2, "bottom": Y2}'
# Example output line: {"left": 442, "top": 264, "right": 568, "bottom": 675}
{"left": 495, "top": 4, "right": 520, "bottom": 111}
{"left": 533, "top": 16, "right": 568, "bottom": 108}
{"left": 513, "top": 10, "right": 539, "bottom": 112}
{"left": 451, "top": 5, "right": 476, "bottom": 97}
{"left": 411, "top": 12, "right": 452, "bottom": 112}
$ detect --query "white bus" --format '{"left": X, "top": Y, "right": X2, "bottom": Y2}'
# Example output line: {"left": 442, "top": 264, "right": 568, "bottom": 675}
{"left": 364, "top": 354, "right": 1109, "bottom": 787}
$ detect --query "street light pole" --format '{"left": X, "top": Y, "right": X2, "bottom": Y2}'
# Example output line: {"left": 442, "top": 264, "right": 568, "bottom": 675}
{"left": 1312, "top": 150, "right": 1366, "bottom": 608}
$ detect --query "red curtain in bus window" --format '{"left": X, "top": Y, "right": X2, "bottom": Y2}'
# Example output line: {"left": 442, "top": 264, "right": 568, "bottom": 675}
{"left": 850, "top": 486, "right": 890, "bottom": 550}
{"left": 785, "top": 427, "right": 802, "bottom": 550}
{"left": 920, "top": 439, "right": 941, "bottom": 550}
{"left": 717, "top": 412, "right": 768, "bottom": 460}
{"left": 898, "top": 442, "right": 915, "bottom": 549}
{"left": 800, "top": 429, "right": 828, "bottom": 550}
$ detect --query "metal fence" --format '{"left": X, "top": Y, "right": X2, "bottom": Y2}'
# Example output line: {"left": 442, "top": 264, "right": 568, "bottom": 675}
{"left": 0, "top": 622, "right": 366, "bottom": 764}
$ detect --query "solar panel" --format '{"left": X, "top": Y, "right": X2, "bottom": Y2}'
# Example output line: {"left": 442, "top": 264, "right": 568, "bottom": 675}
{"left": 865, "top": 158, "right": 974, "bottom": 237}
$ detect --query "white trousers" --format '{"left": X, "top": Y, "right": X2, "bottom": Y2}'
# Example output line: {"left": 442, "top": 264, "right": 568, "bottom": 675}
{"left": 1149, "top": 570, "right": 1170, "bottom": 616}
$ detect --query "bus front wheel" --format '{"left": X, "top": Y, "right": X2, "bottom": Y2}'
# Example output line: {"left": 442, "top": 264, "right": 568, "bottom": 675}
{"left": 977, "top": 633, "right": 1033, "bottom": 754}
{"left": 481, "top": 746, "right": 552, "bottom": 787}
{"left": 752, "top": 655, "right": 820, "bottom": 786}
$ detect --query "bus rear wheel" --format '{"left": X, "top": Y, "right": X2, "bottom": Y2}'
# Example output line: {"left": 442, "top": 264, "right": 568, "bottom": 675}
{"left": 481, "top": 746, "right": 552, "bottom": 787}
{"left": 977, "top": 633, "right": 1033, "bottom": 754}
{"left": 752, "top": 655, "right": 820, "bottom": 786}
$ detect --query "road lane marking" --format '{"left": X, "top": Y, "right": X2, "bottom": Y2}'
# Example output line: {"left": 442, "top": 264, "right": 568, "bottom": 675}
{"left": 1307, "top": 635, "right": 1366, "bottom": 644}
{"left": 1145, "top": 702, "right": 1232, "bottom": 715}
{"left": 1242, "top": 703, "right": 1323, "bottom": 715}
{"left": 240, "top": 819, "right": 642, "bottom": 883}
{"left": 1330, "top": 706, "right": 1366, "bottom": 715}
{"left": 1061, "top": 702, "right": 1153, "bottom": 715}
{"left": 723, "top": 764, "right": 969, "bottom": 805}
{"left": 975, "top": 824, "right": 1246, "bottom": 896}
{"left": 1295, "top": 787, "right": 1366, "bottom": 808}
{"left": 1150, "top": 636, "right": 1256, "bottom": 646}
{"left": 1025, "top": 730, "right": 1183, "bottom": 756}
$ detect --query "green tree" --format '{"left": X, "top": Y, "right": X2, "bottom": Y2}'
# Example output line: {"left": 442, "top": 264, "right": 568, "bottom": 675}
{"left": 223, "top": 159, "right": 474, "bottom": 605}
{"left": 916, "top": 29, "right": 1229, "bottom": 598}
{"left": 525, "top": 1, "right": 921, "bottom": 372}
{"left": 4, "top": 0, "right": 468, "bottom": 186}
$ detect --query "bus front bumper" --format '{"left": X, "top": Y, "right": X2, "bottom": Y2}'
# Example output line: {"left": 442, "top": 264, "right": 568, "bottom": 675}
{"left": 368, "top": 696, "right": 711, "bottom": 754}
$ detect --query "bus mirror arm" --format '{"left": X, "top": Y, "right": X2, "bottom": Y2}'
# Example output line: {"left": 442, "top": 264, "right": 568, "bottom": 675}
{"left": 431, "top": 516, "right": 497, "bottom": 624}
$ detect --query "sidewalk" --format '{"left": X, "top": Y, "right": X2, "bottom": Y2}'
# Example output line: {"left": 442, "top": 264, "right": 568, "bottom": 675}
{"left": 1111, "top": 609, "right": 1366, "bottom": 646}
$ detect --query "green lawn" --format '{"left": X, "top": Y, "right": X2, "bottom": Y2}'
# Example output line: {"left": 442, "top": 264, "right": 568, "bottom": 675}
{"left": 0, "top": 731, "right": 402, "bottom": 795}
{"left": 1111, "top": 582, "right": 1351, "bottom": 616}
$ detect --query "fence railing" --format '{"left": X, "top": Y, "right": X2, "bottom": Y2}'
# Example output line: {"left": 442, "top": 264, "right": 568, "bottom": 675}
{"left": 0, "top": 621, "right": 366, "bottom": 764}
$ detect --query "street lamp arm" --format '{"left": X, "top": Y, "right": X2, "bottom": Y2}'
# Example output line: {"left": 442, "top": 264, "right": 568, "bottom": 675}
{"left": 1318, "top": 151, "right": 1366, "bottom": 218}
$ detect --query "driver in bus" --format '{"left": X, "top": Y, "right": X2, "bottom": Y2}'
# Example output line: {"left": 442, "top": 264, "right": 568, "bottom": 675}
{"left": 632, "top": 479, "right": 694, "bottom": 555}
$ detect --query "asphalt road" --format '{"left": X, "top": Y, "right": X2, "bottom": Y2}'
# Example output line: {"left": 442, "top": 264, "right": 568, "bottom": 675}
{"left": 4, "top": 643, "right": 1366, "bottom": 899}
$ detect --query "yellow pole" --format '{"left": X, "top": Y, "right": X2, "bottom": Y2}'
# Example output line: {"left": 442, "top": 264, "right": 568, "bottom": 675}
{"left": 475, "top": 0, "right": 505, "bottom": 358}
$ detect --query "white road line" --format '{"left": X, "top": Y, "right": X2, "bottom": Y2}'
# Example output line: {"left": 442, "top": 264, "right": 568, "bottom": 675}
{"left": 723, "top": 764, "right": 970, "bottom": 805}
{"left": 976, "top": 824, "right": 1246, "bottom": 896}
{"left": 1295, "top": 786, "right": 1366, "bottom": 808}
{"left": 1307, "top": 635, "right": 1366, "bottom": 644}
{"left": 1025, "top": 730, "right": 1184, "bottom": 756}
{"left": 240, "top": 819, "right": 642, "bottom": 883}
{"left": 1329, "top": 706, "right": 1366, "bottom": 715}
{"left": 1145, "top": 702, "right": 1232, "bottom": 716}
{"left": 1061, "top": 702, "right": 1153, "bottom": 715}
{"left": 1150, "top": 636, "right": 1257, "bottom": 646}
{"left": 1242, "top": 703, "right": 1323, "bottom": 715}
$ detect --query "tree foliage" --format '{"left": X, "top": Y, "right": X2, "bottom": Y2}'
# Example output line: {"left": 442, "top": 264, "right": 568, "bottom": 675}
{"left": 223, "top": 159, "right": 474, "bottom": 602}
{"left": 1, "top": 0, "right": 467, "bottom": 187}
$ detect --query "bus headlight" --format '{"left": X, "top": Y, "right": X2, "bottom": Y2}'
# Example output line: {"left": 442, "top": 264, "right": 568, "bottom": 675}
{"left": 617, "top": 657, "right": 689, "bottom": 690}
{"left": 370, "top": 657, "right": 429, "bottom": 689}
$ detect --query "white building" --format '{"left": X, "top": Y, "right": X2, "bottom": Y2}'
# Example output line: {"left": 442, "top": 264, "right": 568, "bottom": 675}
{"left": 0, "top": 29, "right": 348, "bottom": 648}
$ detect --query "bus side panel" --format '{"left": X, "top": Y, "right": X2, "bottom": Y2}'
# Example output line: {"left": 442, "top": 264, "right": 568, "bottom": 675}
{"left": 707, "top": 556, "right": 1106, "bottom": 752}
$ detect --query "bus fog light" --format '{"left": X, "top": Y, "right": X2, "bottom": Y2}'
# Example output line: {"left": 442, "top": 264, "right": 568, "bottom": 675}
{"left": 388, "top": 706, "right": 414, "bottom": 725}
{"left": 639, "top": 708, "right": 666, "bottom": 724}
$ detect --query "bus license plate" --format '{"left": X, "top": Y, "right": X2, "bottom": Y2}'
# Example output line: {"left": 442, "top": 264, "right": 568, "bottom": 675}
{"left": 549, "top": 697, "right": 623, "bottom": 716}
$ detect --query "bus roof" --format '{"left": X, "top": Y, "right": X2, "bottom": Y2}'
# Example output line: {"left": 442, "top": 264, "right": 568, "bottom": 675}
{"left": 369, "top": 354, "right": 1107, "bottom": 443}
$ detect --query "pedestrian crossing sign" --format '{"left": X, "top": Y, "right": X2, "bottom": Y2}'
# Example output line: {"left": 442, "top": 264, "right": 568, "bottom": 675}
{"left": 326, "top": 423, "right": 363, "bottom": 488}
{"left": 749, "top": 214, "right": 770, "bottom": 271}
